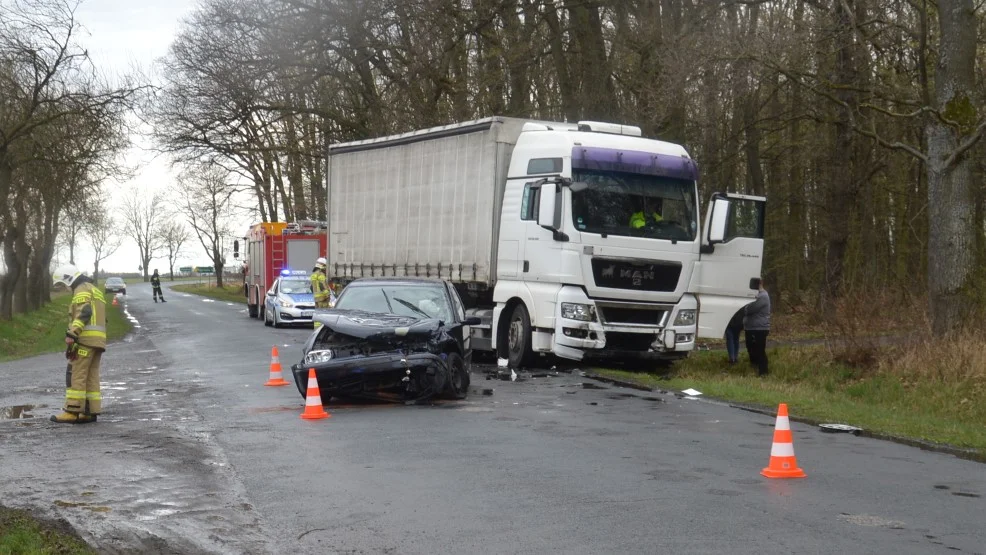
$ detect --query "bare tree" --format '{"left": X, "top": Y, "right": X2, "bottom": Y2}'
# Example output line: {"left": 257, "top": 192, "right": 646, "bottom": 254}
{"left": 177, "top": 165, "right": 242, "bottom": 288}
{"left": 85, "top": 202, "right": 122, "bottom": 283}
{"left": 161, "top": 219, "right": 190, "bottom": 281}
{"left": 0, "top": 0, "right": 140, "bottom": 318}
{"left": 121, "top": 188, "right": 165, "bottom": 282}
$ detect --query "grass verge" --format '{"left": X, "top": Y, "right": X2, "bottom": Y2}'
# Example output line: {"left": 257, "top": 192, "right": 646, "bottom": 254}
{"left": 594, "top": 340, "right": 986, "bottom": 456}
{"left": 171, "top": 283, "right": 246, "bottom": 304}
{"left": 0, "top": 506, "right": 95, "bottom": 555}
{"left": 0, "top": 293, "right": 132, "bottom": 363}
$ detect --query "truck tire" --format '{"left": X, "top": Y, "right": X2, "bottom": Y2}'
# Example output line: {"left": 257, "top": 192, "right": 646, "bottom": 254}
{"left": 248, "top": 303, "right": 258, "bottom": 318}
{"left": 506, "top": 304, "right": 534, "bottom": 369}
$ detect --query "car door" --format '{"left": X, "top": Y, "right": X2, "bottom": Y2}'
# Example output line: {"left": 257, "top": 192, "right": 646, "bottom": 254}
{"left": 445, "top": 282, "right": 471, "bottom": 354}
{"left": 266, "top": 279, "right": 279, "bottom": 314}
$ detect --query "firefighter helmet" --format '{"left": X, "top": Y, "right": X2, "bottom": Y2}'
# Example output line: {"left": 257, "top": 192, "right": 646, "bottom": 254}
{"left": 315, "top": 257, "right": 327, "bottom": 270}
{"left": 53, "top": 264, "right": 84, "bottom": 287}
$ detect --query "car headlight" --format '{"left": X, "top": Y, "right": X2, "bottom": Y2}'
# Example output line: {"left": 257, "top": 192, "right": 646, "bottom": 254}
{"left": 561, "top": 302, "right": 594, "bottom": 322}
{"left": 279, "top": 297, "right": 294, "bottom": 308}
{"left": 305, "top": 349, "right": 334, "bottom": 365}
{"left": 673, "top": 309, "right": 696, "bottom": 326}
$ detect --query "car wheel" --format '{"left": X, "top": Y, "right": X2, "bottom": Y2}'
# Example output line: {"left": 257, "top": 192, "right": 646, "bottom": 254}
{"left": 264, "top": 305, "right": 272, "bottom": 327}
{"left": 444, "top": 352, "right": 469, "bottom": 400}
{"left": 506, "top": 304, "right": 534, "bottom": 369}
{"left": 273, "top": 311, "right": 283, "bottom": 328}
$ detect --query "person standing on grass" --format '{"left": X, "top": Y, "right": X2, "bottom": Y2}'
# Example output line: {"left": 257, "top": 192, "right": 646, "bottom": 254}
{"left": 725, "top": 310, "right": 744, "bottom": 364}
{"left": 743, "top": 277, "right": 771, "bottom": 377}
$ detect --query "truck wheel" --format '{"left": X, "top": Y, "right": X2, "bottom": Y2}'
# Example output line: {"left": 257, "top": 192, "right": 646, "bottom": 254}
{"left": 506, "top": 304, "right": 534, "bottom": 368}
{"left": 248, "top": 303, "right": 258, "bottom": 318}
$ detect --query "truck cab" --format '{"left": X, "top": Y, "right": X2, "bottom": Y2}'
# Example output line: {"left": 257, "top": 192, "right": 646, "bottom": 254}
{"left": 492, "top": 121, "right": 765, "bottom": 367}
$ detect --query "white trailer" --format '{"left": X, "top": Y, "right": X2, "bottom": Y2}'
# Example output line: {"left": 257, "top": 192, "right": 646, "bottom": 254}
{"left": 326, "top": 117, "right": 766, "bottom": 367}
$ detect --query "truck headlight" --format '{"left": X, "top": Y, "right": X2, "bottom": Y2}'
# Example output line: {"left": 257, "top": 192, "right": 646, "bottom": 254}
{"left": 673, "top": 309, "right": 696, "bottom": 326}
{"left": 305, "top": 349, "right": 334, "bottom": 365}
{"left": 561, "top": 302, "right": 594, "bottom": 322}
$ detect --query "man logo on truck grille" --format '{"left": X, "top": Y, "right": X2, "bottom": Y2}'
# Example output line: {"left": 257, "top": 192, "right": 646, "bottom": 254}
{"left": 601, "top": 265, "right": 615, "bottom": 279}
{"left": 623, "top": 268, "right": 655, "bottom": 286}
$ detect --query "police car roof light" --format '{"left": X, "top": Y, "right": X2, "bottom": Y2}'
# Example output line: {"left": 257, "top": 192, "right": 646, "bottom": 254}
{"left": 281, "top": 269, "right": 308, "bottom": 276}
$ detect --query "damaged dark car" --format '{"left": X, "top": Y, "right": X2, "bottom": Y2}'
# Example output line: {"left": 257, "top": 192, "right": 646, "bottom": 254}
{"left": 291, "top": 278, "right": 479, "bottom": 404}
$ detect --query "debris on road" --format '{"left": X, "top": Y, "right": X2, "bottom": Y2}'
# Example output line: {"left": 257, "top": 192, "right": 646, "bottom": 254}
{"left": 819, "top": 423, "right": 863, "bottom": 436}
{"left": 681, "top": 388, "right": 702, "bottom": 397}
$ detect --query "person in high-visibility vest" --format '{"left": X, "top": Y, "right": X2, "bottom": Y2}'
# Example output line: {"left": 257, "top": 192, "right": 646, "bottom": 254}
{"left": 51, "top": 265, "right": 106, "bottom": 424}
{"left": 311, "top": 257, "right": 330, "bottom": 330}
{"left": 630, "top": 197, "right": 664, "bottom": 229}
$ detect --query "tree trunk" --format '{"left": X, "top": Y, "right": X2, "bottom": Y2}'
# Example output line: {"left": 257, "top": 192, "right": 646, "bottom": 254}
{"left": 926, "top": 0, "right": 978, "bottom": 334}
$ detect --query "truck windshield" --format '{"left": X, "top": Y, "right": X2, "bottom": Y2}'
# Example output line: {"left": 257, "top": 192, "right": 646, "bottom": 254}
{"left": 571, "top": 170, "right": 697, "bottom": 242}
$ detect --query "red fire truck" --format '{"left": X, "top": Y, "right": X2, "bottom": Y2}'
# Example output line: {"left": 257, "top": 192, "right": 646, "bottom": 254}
{"left": 236, "top": 221, "right": 327, "bottom": 319}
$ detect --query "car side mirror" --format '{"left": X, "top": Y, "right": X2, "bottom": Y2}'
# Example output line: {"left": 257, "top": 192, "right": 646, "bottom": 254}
{"left": 267, "top": 291, "right": 275, "bottom": 296}
{"left": 462, "top": 316, "right": 481, "bottom": 326}
{"left": 708, "top": 197, "right": 730, "bottom": 244}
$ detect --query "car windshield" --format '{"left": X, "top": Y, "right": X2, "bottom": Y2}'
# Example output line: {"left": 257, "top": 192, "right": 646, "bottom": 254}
{"left": 279, "top": 279, "right": 312, "bottom": 295}
{"left": 334, "top": 283, "right": 451, "bottom": 321}
{"left": 571, "top": 170, "right": 697, "bottom": 241}
{"left": 106, "top": 278, "right": 123, "bottom": 285}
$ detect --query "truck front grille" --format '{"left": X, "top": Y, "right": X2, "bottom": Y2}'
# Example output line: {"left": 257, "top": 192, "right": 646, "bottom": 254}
{"left": 605, "top": 332, "right": 656, "bottom": 351}
{"left": 598, "top": 306, "right": 668, "bottom": 326}
{"left": 591, "top": 258, "right": 681, "bottom": 292}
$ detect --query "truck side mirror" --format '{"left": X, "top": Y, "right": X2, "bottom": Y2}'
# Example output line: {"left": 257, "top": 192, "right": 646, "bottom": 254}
{"left": 233, "top": 240, "right": 239, "bottom": 259}
{"left": 708, "top": 197, "right": 730, "bottom": 244}
{"left": 537, "top": 183, "right": 562, "bottom": 231}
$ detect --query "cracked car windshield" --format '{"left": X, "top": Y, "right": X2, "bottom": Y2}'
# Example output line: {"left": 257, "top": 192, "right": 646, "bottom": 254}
{"left": 279, "top": 279, "right": 312, "bottom": 295}
{"left": 571, "top": 171, "right": 697, "bottom": 241}
{"left": 335, "top": 284, "right": 451, "bottom": 321}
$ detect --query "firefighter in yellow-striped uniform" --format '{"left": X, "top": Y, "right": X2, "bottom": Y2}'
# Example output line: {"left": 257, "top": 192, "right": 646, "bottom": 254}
{"left": 51, "top": 265, "right": 106, "bottom": 424}
{"left": 311, "top": 257, "right": 331, "bottom": 330}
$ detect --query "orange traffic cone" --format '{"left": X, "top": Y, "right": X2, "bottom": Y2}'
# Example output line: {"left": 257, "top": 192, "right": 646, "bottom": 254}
{"left": 264, "top": 346, "right": 290, "bottom": 387}
{"left": 300, "top": 368, "right": 330, "bottom": 420}
{"left": 761, "top": 403, "right": 806, "bottom": 478}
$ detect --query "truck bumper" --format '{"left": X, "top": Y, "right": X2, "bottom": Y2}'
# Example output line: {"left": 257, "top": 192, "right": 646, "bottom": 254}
{"left": 551, "top": 287, "right": 696, "bottom": 362}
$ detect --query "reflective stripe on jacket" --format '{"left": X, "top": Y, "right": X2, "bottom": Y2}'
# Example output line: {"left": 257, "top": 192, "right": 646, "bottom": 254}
{"left": 68, "top": 282, "right": 107, "bottom": 349}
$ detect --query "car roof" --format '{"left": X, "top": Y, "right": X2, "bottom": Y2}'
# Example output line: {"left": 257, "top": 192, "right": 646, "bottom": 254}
{"left": 106, "top": 277, "right": 123, "bottom": 281}
{"left": 346, "top": 277, "right": 449, "bottom": 286}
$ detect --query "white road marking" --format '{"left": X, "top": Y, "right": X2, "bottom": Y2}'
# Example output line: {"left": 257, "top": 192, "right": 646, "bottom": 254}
{"left": 192, "top": 311, "right": 205, "bottom": 316}
{"left": 202, "top": 299, "right": 215, "bottom": 303}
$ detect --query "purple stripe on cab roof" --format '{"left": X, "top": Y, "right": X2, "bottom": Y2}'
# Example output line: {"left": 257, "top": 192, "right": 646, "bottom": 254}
{"left": 571, "top": 146, "right": 700, "bottom": 181}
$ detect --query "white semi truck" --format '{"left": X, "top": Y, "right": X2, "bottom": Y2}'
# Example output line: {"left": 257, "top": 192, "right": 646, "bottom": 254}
{"left": 324, "top": 117, "right": 766, "bottom": 367}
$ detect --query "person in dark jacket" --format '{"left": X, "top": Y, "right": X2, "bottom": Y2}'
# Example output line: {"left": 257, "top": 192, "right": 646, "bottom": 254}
{"left": 743, "top": 277, "right": 771, "bottom": 376}
{"left": 725, "top": 310, "right": 744, "bottom": 364}
{"left": 151, "top": 269, "right": 166, "bottom": 303}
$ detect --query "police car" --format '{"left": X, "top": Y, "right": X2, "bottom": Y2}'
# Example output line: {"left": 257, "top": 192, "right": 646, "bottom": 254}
{"left": 263, "top": 269, "right": 318, "bottom": 328}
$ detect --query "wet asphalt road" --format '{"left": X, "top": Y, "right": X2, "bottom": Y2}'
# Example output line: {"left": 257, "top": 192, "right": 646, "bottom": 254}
{"left": 1, "top": 281, "right": 984, "bottom": 555}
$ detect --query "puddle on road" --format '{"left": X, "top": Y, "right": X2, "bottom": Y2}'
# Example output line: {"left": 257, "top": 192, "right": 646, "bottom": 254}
{"left": 581, "top": 382, "right": 608, "bottom": 390}
{"left": 0, "top": 404, "right": 46, "bottom": 420}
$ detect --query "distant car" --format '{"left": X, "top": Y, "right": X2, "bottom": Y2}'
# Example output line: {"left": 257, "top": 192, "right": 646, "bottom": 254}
{"left": 263, "top": 270, "right": 317, "bottom": 328}
{"left": 291, "top": 277, "right": 479, "bottom": 404}
{"left": 104, "top": 277, "right": 126, "bottom": 296}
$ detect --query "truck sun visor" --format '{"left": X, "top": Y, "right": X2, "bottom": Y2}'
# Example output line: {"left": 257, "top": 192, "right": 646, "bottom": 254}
{"left": 571, "top": 147, "right": 699, "bottom": 181}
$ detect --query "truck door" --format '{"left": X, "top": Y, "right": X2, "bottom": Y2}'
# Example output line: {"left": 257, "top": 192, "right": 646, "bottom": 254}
{"left": 690, "top": 193, "right": 767, "bottom": 338}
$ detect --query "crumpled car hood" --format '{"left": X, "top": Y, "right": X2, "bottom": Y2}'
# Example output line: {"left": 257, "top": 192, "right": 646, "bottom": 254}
{"left": 311, "top": 309, "right": 442, "bottom": 340}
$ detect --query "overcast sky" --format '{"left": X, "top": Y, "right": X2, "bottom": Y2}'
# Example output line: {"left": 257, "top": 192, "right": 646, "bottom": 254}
{"left": 64, "top": 0, "right": 254, "bottom": 276}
